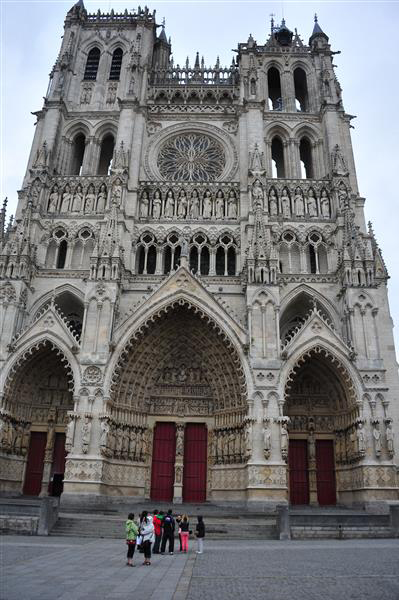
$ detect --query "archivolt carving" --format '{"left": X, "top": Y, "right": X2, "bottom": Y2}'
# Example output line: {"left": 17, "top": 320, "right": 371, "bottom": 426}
{"left": 3, "top": 339, "right": 75, "bottom": 400}
{"left": 110, "top": 303, "right": 247, "bottom": 417}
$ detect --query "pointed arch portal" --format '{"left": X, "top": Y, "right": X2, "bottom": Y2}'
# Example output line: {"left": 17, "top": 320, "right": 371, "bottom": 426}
{"left": 285, "top": 347, "right": 359, "bottom": 506}
{"left": 111, "top": 303, "right": 247, "bottom": 502}
{"left": 1, "top": 341, "right": 74, "bottom": 496}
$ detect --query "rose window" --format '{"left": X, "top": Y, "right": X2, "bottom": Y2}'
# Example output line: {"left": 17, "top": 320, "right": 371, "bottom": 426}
{"left": 157, "top": 134, "right": 225, "bottom": 182}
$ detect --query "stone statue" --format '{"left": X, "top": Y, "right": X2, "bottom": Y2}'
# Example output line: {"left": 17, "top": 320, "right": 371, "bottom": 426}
{"left": 111, "top": 179, "right": 122, "bottom": 206}
{"left": 281, "top": 189, "right": 291, "bottom": 218}
{"left": 152, "top": 190, "right": 162, "bottom": 219}
{"left": 294, "top": 187, "right": 305, "bottom": 217}
{"left": 61, "top": 184, "right": 71, "bottom": 212}
{"left": 176, "top": 424, "right": 184, "bottom": 456}
{"left": 227, "top": 190, "right": 237, "bottom": 219}
{"left": 320, "top": 189, "right": 330, "bottom": 218}
{"left": 269, "top": 189, "right": 278, "bottom": 216}
{"left": 244, "top": 422, "right": 252, "bottom": 460}
{"left": 338, "top": 183, "right": 348, "bottom": 209}
{"left": 96, "top": 184, "right": 107, "bottom": 212}
{"left": 177, "top": 190, "right": 188, "bottom": 218}
{"left": 307, "top": 188, "right": 318, "bottom": 217}
{"left": 308, "top": 431, "right": 316, "bottom": 461}
{"left": 65, "top": 416, "right": 75, "bottom": 453}
{"left": 165, "top": 190, "right": 175, "bottom": 218}
{"left": 372, "top": 422, "right": 381, "bottom": 457}
{"left": 71, "top": 184, "right": 83, "bottom": 212}
{"left": 190, "top": 189, "right": 200, "bottom": 219}
{"left": 280, "top": 421, "right": 288, "bottom": 461}
{"left": 203, "top": 190, "right": 212, "bottom": 218}
{"left": 386, "top": 421, "right": 394, "bottom": 457}
{"left": 140, "top": 191, "right": 149, "bottom": 218}
{"left": 81, "top": 416, "right": 92, "bottom": 454}
{"left": 181, "top": 238, "right": 189, "bottom": 258}
{"left": 263, "top": 424, "right": 271, "bottom": 459}
{"left": 356, "top": 422, "right": 366, "bottom": 456}
{"left": 215, "top": 190, "right": 224, "bottom": 219}
{"left": 251, "top": 179, "right": 264, "bottom": 209}
{"left": 100, "top": 419, "right": 109, "bottom": 455}
{"left": 47, "top": 185, "right": 59, "bottom": 213}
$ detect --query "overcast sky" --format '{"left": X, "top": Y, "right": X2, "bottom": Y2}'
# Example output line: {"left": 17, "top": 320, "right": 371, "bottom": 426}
{"left": 1, "top": 0, "right": 398, "bottom": 355}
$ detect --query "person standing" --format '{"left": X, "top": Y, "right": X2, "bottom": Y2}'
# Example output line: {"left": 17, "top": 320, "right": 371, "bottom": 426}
{"left": 161, "top": 509, "right": 175, "bottom": 555}
{"left": 153, "top": 510, "right": 164, "bottom": 554}
{"left": 176, "top": 514, "right": 183, "bottom": 552}
{"left": 125, "top": 513, "right": 139, "bottom": 567}
{"left": 195, "top": 516, "right": 205, "bottom": 554}
{"left": 180, "top": 515, "right": 190, "bottom": 553}
{"left": 139, "top": 511, "right": 154, "bottom": 566}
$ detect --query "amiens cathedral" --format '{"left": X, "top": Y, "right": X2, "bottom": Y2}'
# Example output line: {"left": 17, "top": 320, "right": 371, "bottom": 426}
{"left": 0, "top": 1, "right": 398, "bottom": 508}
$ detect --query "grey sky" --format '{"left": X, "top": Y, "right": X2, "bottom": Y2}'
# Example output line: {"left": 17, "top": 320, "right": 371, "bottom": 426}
{"left": 1, "top": 0, "right": 398, "bottom": 355}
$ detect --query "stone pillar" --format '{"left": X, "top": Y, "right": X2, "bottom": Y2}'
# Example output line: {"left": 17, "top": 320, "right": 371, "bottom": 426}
{"left": 173, "top": 422, "right": 185, "bottom": 503}
{"left": 308, "top": 430, "right": 318, "bottom": 505}
{"left": 40, "top": 412, "right": 56, "bottom": 497}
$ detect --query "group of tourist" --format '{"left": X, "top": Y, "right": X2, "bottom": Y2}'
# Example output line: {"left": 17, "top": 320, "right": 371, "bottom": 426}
{"left": 125, "top": 509, "right": 205, "bottom": 566}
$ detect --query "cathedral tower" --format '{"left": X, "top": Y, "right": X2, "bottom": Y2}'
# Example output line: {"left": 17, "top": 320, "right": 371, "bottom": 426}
{"left": 0, "top": 4, "right": 397, "bottom": 507}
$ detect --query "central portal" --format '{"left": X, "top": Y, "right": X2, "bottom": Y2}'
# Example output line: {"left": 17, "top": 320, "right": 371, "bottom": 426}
{"left": 150, "top": 422, "right": 208, "bottom": 503}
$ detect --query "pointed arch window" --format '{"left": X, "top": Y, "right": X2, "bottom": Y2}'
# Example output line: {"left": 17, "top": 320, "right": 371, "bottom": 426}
{"left": 271, "top": 136, "right": 285, "bottom": 178}
{"left": 268, "top": 67, "right": 282, "bottom": 111}
{"left": 98, "top": 134, "right": 115, "bottom": 175}
{"left": 56, "top": 240, "right": 68, "bottom": 269}
{"left": 294, "top": 68, "right": 309, "bottom": 112}
{"left": 70, "top": 133, "right": 86, "bottom": 175}
{"left": 299, "top": 137, "right": 314, "bottom": 179}
{"left": 109, "top": 48, "right": 123, "bottom": 81}
{"left": 84, "top": 47, "right": 101, "bottom": 81}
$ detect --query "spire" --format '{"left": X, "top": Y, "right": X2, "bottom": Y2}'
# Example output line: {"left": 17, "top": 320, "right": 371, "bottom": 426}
{"left": 194, "top": 52, "right": 200, "bottom": 69}
{"left": 159, "top": 17, "right": 168, "bottom": 42}
{"left": 309, "top": 13, "right": 329, "bottom": 45}
{"left": 274, "top": 18, "right": 293, "bottom": 46}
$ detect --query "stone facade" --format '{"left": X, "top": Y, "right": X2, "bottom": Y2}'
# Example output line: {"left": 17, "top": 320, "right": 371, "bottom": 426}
{"left": 0, "top": 4, "right": 398, "bottom": 506}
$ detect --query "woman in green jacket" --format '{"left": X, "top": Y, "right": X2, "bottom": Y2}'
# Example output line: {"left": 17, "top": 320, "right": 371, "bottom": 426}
{"left": 125, "top": 513, "right": 139, "bottom": 566}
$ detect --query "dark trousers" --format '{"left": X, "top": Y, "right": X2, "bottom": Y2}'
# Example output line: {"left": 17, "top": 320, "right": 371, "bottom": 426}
{"left": 127, "top": 542, "right": 136, "bottom": 559}
{"left": 153, "top": 533, "right": 162, "bottom": 553}
{"left": 142, "top": 540, "right": 151, "bottom": 560}
{"left": 161, "top": 532, "right": 174, "bottom": 553}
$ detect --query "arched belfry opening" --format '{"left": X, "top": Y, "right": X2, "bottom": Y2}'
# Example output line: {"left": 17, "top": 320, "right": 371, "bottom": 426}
{"left": 110, "top": 302, "right": 247, "bottom": 503}
{"left": 284, "top": 347, "right": 359, "bottom": 506}
{"left": 1, "top": 342, "right": 74, "bottom": 497}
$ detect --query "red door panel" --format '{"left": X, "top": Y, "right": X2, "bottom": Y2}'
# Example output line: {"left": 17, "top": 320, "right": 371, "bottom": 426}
{"left": 289, "top": 439, "right": 309, "bottom": 505}
{"left": 183, "top": 424, "right": 207, "bottom": 503}
{"left": 151, "top": 423, "right": 176, "bottom": 502}
{"left": 316, "top": 440, "right": 336, "bottom": 505}
{"left": 23, "top": 432, "right": 47, "bottom": 496}
{"left": 49, "top": 433, "right": 66, "bottom": 496}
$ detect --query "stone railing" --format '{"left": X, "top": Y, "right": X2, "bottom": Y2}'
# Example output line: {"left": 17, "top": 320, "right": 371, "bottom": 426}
{"left": 138, "top": 181, "right": 240, "bottom": 222}
{"left": 150, "top": 66, "right": 239, "bottom": 87}
{"left": 42, "top": 175, "right": 110, "bottom": 216}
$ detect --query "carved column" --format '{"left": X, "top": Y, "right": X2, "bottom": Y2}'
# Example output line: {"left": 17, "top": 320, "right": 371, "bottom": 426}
{"left": 307, "top": 429, "right": 318, "bottom": 505}
{"left": 40, "top": 410, "right": 56, "bottom": 496}
{"left": 173, "top": 422, "right": 185, "bottom": 503}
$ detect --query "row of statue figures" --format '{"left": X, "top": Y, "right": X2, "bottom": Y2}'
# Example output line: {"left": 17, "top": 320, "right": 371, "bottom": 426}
{"left": 251, "top": 180, "right": 331, "bottom": 219}
{"left": 98, "top": 420, "right": 151, "bottom": 462}
{"left": 46, "top": 179, "right": 124, "bottom": 214}
{"left": 335, "top": 420, "right": 394, "bottom": 463}
{"left": 140, "top": 188, "right": 238, "bottom": 220}
{"left": 210, "top": 425, "right": 251, "bottom": 464}
{"left": 0, "top": 415, "right": 30, "bottom": 456}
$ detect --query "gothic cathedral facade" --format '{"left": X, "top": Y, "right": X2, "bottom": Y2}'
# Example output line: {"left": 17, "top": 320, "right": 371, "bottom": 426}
{"left": 0, "top": 2, "right": 398, "bottom": 507}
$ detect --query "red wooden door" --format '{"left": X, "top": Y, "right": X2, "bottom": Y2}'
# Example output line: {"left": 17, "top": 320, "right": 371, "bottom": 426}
{"left": 183, "top": 424, "right": 207, "bottom": 503}
{"left": 23, "top": 432, "right": 47, "bottom": 496}
{"left": 49, "top": 433, "right": 66, "bottom": 496}
{"left": 316, "top": 440, "right": 336, "bottom": 505}
{"left": 289, "top": 439, "right": 309, "bottom": 505}
{"left": 150, "top": 423, "right": 176, "bottom": 502}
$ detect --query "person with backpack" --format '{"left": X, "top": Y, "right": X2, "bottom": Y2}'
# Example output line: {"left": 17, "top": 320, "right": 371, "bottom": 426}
{"left": 195, "top": 515, "right": 205, "bottom": 554}
{"left": 180, "top": 514, "right": 190, "bottom": 553}
{"left": 139, "top": 510, "right": 154, "bottom": 566}
{"left": 125, "top": 512, "right": 139, "bottom": 566}
{"left": 160, "top": 509, "right": 175, "bottom": 555}
{"left": 152, "top": 509, "right": 164, "bottom": 554}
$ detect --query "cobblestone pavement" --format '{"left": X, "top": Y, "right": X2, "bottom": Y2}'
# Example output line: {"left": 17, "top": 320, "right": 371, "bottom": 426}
{"left": 1, "top": 536, "right": 399, "bottom": 600}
